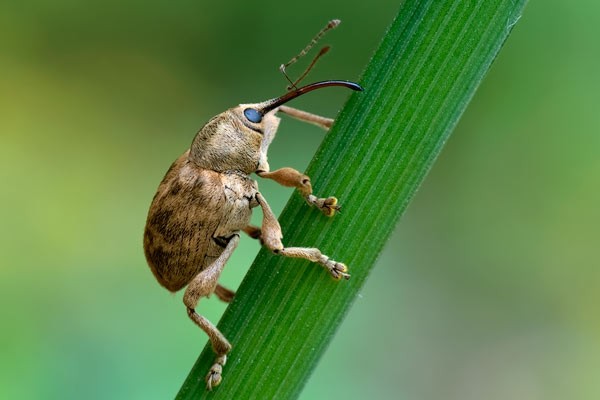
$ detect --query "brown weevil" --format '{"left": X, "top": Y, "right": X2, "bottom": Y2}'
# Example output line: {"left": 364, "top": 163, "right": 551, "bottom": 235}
{"left": 143, "top": 21, "right": 362, "bottom": 390}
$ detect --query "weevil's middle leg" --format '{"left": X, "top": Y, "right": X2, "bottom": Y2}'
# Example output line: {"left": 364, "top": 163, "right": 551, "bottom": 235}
{"left": 214, "top": 284, "right": 235, "bottom": 303}
{"left": 255, "top": 193, "right": 349, "bottom": 279}
{"left": 276, "top": 246, "right": 350, "bottom": 280}
{"left": 257, "top": 168, "right": 340, "bottom": 217}
{"left": 183, "top": 234, "right": 239, "bottom": 390}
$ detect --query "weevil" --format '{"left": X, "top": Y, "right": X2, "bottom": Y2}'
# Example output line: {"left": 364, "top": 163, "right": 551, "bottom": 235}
{"left": 143, "top": 22, "right": 362, "bottom": 391}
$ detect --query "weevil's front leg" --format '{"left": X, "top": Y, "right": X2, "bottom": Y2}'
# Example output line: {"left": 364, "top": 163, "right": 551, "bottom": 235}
{"left": 242, "top": 225, "right": 262, "bottom": 240}
{"left": 257, "top": 168, "right": 340, "bottom": 217}
{"left": 183, "top": 234, "right": 239, "bottom": 390}
{"left": 261, "top": 106, "right": 339, "bottom": 216}
{"left": 278, "top": 105, "right": 334, "bottom": 130}
{"left": 256, "top": 193, "right": 349, "bottom": 279}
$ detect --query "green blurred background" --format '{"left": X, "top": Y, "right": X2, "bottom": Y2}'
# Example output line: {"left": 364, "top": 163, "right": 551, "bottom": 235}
{"left": 1, "top": 0, "right": 598, "bottom": 399}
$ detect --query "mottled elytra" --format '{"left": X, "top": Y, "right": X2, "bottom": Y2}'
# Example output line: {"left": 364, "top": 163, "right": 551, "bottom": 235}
{"left": 143, "top": 21, "right": 362, "bottom": 391}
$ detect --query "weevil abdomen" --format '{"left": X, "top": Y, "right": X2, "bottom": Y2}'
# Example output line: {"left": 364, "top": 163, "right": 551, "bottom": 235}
{"left": 144, "top": 151, "right": 257, "bottom": 292}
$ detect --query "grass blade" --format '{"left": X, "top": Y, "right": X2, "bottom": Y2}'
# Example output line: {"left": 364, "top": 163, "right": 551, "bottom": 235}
{"left": 176, "top": 0, "right": 527, "bottom": 398}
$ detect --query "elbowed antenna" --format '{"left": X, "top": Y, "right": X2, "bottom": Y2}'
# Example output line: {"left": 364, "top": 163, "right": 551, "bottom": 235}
{"left": 258, "top": 80, "right": 363, "bottom": 115}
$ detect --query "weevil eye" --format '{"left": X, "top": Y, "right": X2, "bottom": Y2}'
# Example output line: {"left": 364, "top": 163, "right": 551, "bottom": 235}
{"left": 243, "top": 108, "right": 263, "bottom": 123}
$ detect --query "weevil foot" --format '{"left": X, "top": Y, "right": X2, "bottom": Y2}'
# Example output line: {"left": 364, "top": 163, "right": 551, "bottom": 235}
{"left": 307, "top": 195, "right": 341, "bottom": 217}
{"left": 206, "top": 355, "right": 227, "bottom": 391}
{"left": 326, "top": 260, "right": 350, "bottom": 280}
{"left": 321, "top": 196, "right": 340, "bottom": 217}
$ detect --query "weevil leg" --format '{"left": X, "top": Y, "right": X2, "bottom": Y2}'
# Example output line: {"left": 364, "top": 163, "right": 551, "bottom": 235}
{"left": 257, "top": 168, "right": 340, "bottom": 217}
{"left": 275, "top": 247, "right": 349, "bottom": 280}
{"left": 267, "top": 106, "right": 338, "bottom": 216}
{"left": 183, "top": 234, "right": 240, "bottom": 390}
{"left": 256, "top": 193, "right": 349, "bottom": 280}
{"left": 214, "top": 284, "right": 235, "bottom": 303}
{"left": 278, "top": 105, "right": 334, "bottom": 130}
{"left": 242, "top": 224, "right": 262, "bottom": 240}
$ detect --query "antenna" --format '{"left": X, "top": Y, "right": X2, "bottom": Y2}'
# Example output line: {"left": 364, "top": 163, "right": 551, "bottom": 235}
{"left": 279, "top": 19, "right": 341, "bottom": 90}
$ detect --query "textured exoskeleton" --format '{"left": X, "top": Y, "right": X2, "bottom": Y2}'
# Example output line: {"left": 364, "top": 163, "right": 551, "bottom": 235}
{"left": 143, "top": 80, "right": 361, "bottom": 390}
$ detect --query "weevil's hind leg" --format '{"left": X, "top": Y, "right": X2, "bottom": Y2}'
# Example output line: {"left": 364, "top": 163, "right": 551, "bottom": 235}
{"left": 278, "top": 105, "right": 334, "bottom": 131}
{"left": 214, "top": 284, "right": 235, "bottom": 303}
{"left": 257, "top": 168, "right": 339, "bottom": 217}
{"left": 185, "top": 310, "right": 229, "bottom": 391}
{"left": 256, "top": 193, "right": 349, "bottom": 279}
{"left": 183, "top": 234, "right": 240, "bottom": 390}
{"left": 216, "top": 225, "right": 268, "bottom": 302}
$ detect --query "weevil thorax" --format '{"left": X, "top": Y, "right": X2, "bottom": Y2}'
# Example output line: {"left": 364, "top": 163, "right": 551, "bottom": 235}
{"left": 188, "top": 102, "right": 279, "bottom": 175}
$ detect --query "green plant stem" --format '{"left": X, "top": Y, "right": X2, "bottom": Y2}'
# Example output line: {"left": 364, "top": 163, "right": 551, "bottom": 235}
{"left": 177, "top": 0, "right": 527, "bottom": 398}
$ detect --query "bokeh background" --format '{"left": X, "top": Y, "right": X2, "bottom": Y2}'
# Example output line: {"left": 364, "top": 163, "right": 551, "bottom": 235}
{"left": 1, "top": 0, "right": 598, "bottom": 399}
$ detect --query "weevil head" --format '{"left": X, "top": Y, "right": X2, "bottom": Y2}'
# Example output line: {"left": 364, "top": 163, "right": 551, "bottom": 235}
{"left": 188, "top": 104, "right": 276, "bottom": 174}
{"left": 189, "top": 80, "right": 362, "bottom": 174}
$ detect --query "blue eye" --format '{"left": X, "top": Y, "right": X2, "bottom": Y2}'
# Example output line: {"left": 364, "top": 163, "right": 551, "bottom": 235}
{"left": 244, "top": 108, "right": 263, "bottom": 123}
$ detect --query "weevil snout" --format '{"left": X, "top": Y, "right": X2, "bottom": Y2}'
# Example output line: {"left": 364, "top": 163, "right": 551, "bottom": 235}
{"left": 241, "top": 80, "right": 363, "bottom": 125}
